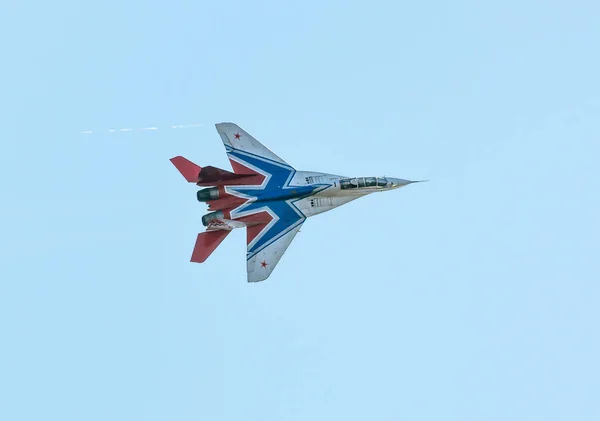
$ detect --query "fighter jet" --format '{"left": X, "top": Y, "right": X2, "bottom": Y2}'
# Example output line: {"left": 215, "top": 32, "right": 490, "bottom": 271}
{"left": 171, "top": 122, "right": 423, "bottom": 282}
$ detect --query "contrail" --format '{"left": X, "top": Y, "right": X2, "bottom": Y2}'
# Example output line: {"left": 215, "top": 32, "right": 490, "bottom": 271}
{"left": 80, "top": 123, "right": 204, "bottom": 134}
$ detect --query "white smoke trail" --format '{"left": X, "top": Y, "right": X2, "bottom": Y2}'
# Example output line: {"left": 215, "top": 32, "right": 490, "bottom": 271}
{"left": 79, "top": 123, "right": 204, "bottom": 134}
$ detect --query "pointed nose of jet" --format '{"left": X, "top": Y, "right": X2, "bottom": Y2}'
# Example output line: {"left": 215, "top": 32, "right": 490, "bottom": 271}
{"left": 387, "top": 178, "right": 427, "bottom": 189}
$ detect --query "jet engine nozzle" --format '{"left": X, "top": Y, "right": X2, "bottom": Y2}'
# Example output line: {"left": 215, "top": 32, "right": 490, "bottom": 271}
{"left": 202, "top": 210, "right": 224, "bottom": 226}
{"left": 197, "top": 187, "right": 220, "bottom": 202}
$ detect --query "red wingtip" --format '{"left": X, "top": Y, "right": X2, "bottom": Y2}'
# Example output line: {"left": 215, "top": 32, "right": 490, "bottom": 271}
{"left": 170, "top": 156, "right": 201, "bottom": 182}
{"left": 190, "top": 230, "right": 231, "bottom": 263}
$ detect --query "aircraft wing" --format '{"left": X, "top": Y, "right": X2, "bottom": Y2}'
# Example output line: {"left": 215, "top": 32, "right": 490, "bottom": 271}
{"left": 246, "top": 220, "right": 304, "bottom": 283}
{"left": 215, "top": 122, "right": 292, "bottom": 168}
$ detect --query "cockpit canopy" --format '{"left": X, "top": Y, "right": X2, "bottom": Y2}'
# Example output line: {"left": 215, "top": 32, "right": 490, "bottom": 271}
{"left": 340, "top": 177, "right": 388, "bottom": 190}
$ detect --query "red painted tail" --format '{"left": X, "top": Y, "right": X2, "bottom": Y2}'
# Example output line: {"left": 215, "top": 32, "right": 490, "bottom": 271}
{"left": 190, "top": 230, "right": 231, "bottom": 263}
{"left": 170, "top": 156, "right": 258, "bottom": 186}
{"left": 170, "top": 156, "right": 201, "bottom": 182}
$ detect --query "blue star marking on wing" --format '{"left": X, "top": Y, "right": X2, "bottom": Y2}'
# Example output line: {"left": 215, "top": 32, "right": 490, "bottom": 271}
{"left": 224, "top": 147, "right": 329, "bottom": 258}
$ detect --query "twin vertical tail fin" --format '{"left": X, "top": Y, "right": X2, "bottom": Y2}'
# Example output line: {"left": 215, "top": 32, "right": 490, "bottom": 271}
{"left": 170, "top": 156, "right": 201, "bottom": 182}
{"left": 171, "top": 156, "right": 231, "bottom": 263}
{"left": 190, "top": 230, "right": 231, "bottom": 263}
{"left": 170, "top": 156, "right": 235, "bottom": 263}
{"left": 170, "top": 155, "right": 255, "bottom": 186}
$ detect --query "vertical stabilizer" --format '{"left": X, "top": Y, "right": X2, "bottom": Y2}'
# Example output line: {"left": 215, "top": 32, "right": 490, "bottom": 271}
{"left": 190, "top": 230, "right": 231, "bottom": 263}
{"left": 170, "top": 156, "right": 201, "bottom": 182}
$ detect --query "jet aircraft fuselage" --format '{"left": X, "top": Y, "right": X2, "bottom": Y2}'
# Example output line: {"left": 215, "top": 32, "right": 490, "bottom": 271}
{"left": 171, "top": 122, "right": 423, "bottom": 282}
{"left": 199, "top": 171, "right": 417, "bottom": 227}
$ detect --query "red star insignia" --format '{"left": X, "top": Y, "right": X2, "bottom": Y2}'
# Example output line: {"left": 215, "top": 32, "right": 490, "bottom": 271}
{"left": 260, "top": 260, "right": 268, "bottom": 268}
{"left": 234, "top": 133, "right": 241, "bottom": 139}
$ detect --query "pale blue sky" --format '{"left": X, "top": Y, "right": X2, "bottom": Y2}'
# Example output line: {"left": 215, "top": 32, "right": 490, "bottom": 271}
{"left": 1, "top": 1, "right": 599, "bottom": 420}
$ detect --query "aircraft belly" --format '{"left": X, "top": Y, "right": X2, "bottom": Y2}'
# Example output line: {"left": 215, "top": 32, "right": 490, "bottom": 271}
{"left": 172, "top": 122, "right": 423, "bottom": 283}
{"left": 296, "top": 195, "right": 361, "bottom": 217}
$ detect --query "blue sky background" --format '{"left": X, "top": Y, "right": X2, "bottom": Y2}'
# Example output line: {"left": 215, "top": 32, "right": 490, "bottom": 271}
{"left": 1, "top": 1, "right": 599, "bottom": 420}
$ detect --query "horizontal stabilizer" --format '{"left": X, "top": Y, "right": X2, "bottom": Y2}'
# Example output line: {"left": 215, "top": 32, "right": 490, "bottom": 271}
{"left": 170, "top": 156, "right": 201, "bottom": 182}
{"left": 197, "top": 165, "right": 260, "bottom": 186}
{"left": 190, "top": 230, "right": 231, "bottom": 263}
{"left": 199, "top": 166, "right": 242, "bottom": 182}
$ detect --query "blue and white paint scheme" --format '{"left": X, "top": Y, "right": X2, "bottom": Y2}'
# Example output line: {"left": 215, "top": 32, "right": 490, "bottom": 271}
{"left": 170, "top": 122, "right": 424, "bottom": 282}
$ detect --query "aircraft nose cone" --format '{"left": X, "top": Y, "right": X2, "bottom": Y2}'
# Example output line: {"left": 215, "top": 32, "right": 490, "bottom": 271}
{"left": 388, "top": 178, "right": 427, "bottom": 188}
